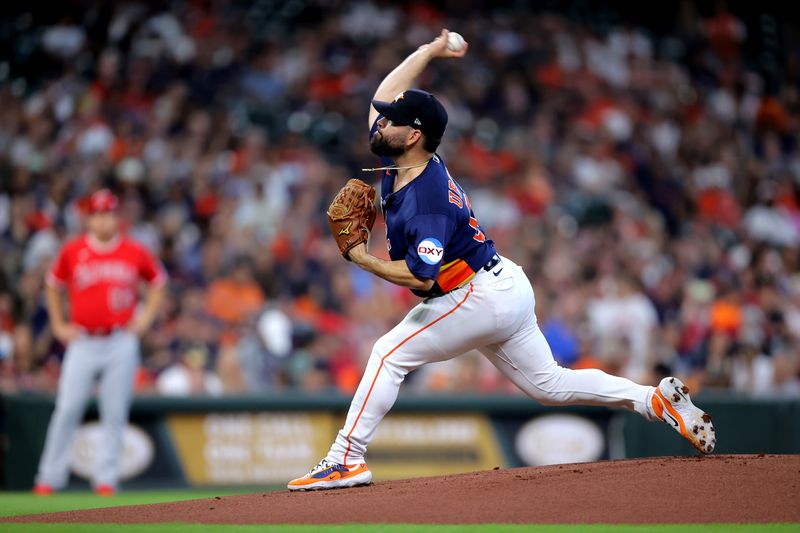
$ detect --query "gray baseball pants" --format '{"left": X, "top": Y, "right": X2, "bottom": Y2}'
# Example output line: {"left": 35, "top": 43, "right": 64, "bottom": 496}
{"left": 35, "top": 330, "right": 139, "bottom": 489}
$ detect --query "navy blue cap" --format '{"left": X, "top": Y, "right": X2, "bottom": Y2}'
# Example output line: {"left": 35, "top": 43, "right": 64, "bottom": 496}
{"left": 371, "top": 89, "right": 448, "bottom": 142}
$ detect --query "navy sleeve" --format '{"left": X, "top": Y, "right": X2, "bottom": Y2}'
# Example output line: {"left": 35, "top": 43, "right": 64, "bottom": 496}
{"left": 404, "top": 214, "right": 454, "bottom": 280}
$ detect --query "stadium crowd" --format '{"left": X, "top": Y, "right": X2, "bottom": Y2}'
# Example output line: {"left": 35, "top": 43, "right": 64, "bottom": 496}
{"left": 1, "top": 0, "right": 799, "bottom": 398}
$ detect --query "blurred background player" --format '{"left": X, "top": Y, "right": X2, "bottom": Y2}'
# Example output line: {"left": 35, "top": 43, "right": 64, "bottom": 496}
{"left": 33, "top": 189, "right": 166, "bottom": 496}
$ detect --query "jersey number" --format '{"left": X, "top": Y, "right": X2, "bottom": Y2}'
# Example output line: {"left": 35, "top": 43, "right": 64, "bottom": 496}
{"left": 108, "top": 287, "right": 135, "bottom": 313}
{"left": 448, "top": 176, "right": 486, "bottom": 243}
{"left": 469, "top": 217, "right": 486, "bottom": 242}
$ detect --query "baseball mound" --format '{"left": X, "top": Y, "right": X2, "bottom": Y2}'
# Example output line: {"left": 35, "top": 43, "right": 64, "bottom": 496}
{"left": 6, "top": 455, "right": 799, "bottom": 524}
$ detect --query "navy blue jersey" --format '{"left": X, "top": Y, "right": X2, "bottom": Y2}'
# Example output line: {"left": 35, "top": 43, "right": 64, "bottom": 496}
{"left": 370, "top": 119, "right": 496, "bottom": 297}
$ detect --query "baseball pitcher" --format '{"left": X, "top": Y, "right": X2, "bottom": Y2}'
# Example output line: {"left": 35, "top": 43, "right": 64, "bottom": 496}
{"left": 33, "top": 189, "right": 166, "bottom": 496}
{"left": 288, "top": 30, "right": 715, "bottom": 491}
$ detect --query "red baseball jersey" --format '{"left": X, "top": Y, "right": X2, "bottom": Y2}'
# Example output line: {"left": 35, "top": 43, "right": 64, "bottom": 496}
{"left": 46, "top": 234, "right": 167, "bottom": 330}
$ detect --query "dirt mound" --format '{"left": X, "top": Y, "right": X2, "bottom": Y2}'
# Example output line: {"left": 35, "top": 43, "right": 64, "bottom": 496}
{"left": 6, "top": 455, "right": 799, "bottom": 524}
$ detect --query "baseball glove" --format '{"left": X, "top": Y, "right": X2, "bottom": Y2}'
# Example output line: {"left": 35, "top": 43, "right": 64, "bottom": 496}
{"left": 327, "top": 178, "right": 377, "bottom": 259}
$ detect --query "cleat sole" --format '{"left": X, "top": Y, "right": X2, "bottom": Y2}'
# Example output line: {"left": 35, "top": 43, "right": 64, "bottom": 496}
{"left": 655, "top": 378, "right": 716, "bottom": 455}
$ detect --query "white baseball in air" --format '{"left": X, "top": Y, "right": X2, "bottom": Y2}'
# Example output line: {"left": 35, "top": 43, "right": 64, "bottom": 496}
{"left": 446, "top": 32, "right": 465, "bottom": 52}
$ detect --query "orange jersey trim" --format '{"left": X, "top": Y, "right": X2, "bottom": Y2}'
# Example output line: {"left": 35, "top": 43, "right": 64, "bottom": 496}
{"left": 435, "top": 258, "right": 476, "bottom": 293}
{"left": 343, "top": 283, "right": 475, "bottom": 464}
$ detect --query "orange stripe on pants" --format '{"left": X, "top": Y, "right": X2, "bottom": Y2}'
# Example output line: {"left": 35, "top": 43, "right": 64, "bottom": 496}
{"left": 342, "top": 283, "right": 475, "bottom": 465}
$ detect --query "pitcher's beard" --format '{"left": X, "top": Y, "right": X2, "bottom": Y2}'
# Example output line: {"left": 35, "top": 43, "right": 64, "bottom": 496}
{"left": 369, "top": 133, "right": 405, "bottom": 157}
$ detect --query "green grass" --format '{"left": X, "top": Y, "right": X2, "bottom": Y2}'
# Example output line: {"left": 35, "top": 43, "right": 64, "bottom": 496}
{"left": 0, "top": 525, "right": 798, "bottom": 532}
{"left": 0, "top": 492, "right": 796, "bottom": 532}
{"left": 0, "top": 489, "right": 257, "bottom": 518}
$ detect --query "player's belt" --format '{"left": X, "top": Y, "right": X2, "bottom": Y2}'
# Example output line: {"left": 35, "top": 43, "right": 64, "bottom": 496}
{"left": 482, "top": 254, "right": 501, "bottom": 272}
{"left": 83, "top": 326, "right": 121, "bottom": 337}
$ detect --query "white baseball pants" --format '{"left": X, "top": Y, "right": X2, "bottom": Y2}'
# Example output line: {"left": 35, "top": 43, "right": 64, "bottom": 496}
{"left": 327, "top": 256, "right": 655, "bottom": 465}
{"left": 36, "top": 330, "right": 139, "bottom": 489}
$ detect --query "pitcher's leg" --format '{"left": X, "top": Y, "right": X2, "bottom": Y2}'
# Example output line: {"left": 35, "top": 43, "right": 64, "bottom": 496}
{"left": 327, "top": 285, "right": 482, "bottom": 465}
{"left": 36, "top": 339, "right": 98, "bottom": 488}
{"left": 95, "top": 332, "right": 139, "bottom": 488}
{"left": 326, "top": 333, "right": 406, "bottom": 465}
{"left": 481, "top": 323, "right": 655, "bottom": 419}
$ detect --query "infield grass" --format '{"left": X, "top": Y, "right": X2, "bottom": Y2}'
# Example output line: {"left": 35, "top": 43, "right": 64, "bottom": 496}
{"left": 0, "top": 492, "right": 796, "bottom": 532}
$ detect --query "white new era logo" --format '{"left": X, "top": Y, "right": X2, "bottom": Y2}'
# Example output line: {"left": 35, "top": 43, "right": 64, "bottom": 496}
{"left": 414, "top": 118, "right": 422, "bottom": 126}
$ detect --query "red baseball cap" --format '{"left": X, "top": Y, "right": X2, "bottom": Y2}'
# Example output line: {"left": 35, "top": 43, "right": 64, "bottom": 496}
{"left": 87, "top": 189, "right": 119, "bottom": 214}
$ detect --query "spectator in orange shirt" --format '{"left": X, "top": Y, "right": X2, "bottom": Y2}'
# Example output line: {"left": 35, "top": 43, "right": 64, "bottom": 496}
{"left": 206, "top": 255, "right": 265, "bottom": 345}
{"left": 206, "top": 256, "right": 266, "bottom": 392}
{"left": 709, "top": 287, "right": 743, "bottom": 336}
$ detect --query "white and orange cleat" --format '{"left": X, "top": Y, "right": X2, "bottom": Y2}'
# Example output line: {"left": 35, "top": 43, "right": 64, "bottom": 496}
{"left": 287, "top": 459, "right": 372, "bottom": 491}
{"left": 651, "top": 377, "right": 716, "bottom": 454}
